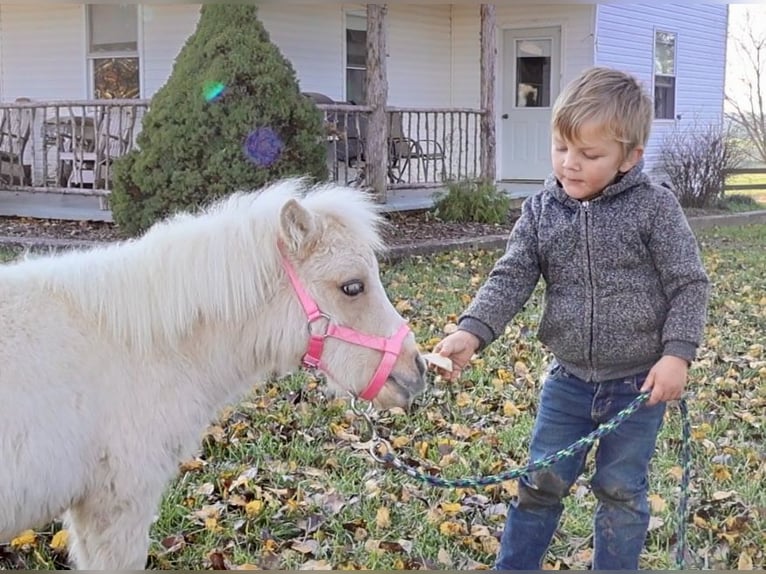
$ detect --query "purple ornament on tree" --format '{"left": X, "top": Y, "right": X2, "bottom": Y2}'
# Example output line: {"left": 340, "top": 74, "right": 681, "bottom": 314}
{"left": 243, "top": 127, "right": 284, "bottom": 167}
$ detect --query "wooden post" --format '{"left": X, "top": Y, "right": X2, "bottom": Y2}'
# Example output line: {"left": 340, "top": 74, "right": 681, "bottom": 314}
{"left": 365, "top": 4, "right": 389, "bottom": 202}
{"left": 480, "top": 4, "right": 497, "bottom": 183}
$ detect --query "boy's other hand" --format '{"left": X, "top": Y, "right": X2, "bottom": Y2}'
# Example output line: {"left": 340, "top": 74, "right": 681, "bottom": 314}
{"left": 641, "top": 355, "right": 689, "bottom": 406}
{"left": 431, "top": 330, "right": 481, "bottom": 381}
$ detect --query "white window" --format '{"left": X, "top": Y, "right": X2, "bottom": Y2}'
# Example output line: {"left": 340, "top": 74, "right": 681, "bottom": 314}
{"left": 654, "top": 30, "right": 676, "bottom": 120}
{"left": 345, "top": 13, "right": 367, "bottom": 104}
{"left": 87, "top": 5, "right": 140, "bottom": 99}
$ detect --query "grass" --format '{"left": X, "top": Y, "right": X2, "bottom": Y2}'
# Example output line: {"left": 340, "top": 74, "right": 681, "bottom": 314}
{"left": 1, "top": 224, "right": 765, "bottom": 570}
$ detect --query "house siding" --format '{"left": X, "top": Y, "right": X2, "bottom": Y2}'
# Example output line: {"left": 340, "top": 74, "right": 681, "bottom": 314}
{"left": 0, "top": 4, "right": 85, "bottom": 100}
{"left": 141, "top": 5, "right": 200, "bottom": 97}
{"left": 595, "top": 4, "right": 729, "bottom": 175}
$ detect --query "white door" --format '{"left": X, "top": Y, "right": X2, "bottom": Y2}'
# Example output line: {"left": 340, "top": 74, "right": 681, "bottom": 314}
{"left": 501, "top": 26, "right": 561, "bottom": 181}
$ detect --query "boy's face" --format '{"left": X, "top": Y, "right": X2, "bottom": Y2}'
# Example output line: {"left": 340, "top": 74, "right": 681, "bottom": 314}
{"left": 551, "top": 121, "right": 643, "bottom": 201}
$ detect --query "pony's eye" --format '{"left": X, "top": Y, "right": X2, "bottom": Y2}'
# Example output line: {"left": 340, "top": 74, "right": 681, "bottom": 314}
{"left": 341, "top": 280, "right": 365, "bottom": 297}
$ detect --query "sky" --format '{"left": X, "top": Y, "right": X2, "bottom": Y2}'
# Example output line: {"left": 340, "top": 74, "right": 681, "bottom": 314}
{"left": 725, "top": 4, "right": 766, "bottom": 112}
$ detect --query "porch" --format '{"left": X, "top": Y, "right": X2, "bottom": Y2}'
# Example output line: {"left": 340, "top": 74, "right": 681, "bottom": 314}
{"left": 0, "top": 96, "right": 490, "bottom": 220}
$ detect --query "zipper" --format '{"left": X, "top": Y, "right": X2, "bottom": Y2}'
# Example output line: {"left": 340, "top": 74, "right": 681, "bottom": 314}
{"left": 582, "top": 200, "right": 595, "bottom": 380}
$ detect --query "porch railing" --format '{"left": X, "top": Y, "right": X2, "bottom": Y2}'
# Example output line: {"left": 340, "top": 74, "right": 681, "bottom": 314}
{"left": 0, "top": 99, "right": 149, "bottom": 202}
{"left": 316, "top": 104, "right": 484, "bottom": 189}
{"left": 1, "top": 99, "right": 484, "bottom": 205}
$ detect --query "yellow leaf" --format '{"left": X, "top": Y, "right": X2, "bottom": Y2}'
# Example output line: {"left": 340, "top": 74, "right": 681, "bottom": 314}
{"left": 391, "top": 435, "right": 410, "bottom": 448}
{"left": 376, "top": 506, "right": 391, "bottom": 529}
{"left": 204, "top": 516, "right": 220, "bottom": 532}
{"left": 713, "top": 465, "right": 732, "bottom": 482}
{"left": 50, "top": 530, "right": 69, "bottom": 551}
{"left": 502, "top": 480, "right": 519, "bottom": 497}
{"left": 10, "top": 530, "right": 37, "bottom": 549}
{"left": 693, "top": 514, "right": 708, "bottom": 529}
{"left": 503, "top": 401, "right": 521, "bottom": 417}
{"left": 455, "top": 392, "right": 473, "bottom": 407}
{"left": 440, "top": 502, "right": 462, "bottom": 514}
{"left": 395, "top": 299, "right": 412, "bottom": 313}
{"left": 738, "top": 551, "right": 754, "bottom": 570}
{"left": 179, "top": 459, "right": 205, "bottom": 472}
{"left": 439, "top": 521, "right": 465, "bottom": 536}
{"left": 245, "top": 499, "right": 264, "bottom": 517}
{"left": 496, "top": 368, "right": 513, "bottom": 382}
{"left": 667, "top": 466, "right": 684, "bottom": 482}
{"left": 648, "top": 494, "right": 667, "bottom": 513}
{"left": 514, "top": 360, "right": 529, "bottom": 376}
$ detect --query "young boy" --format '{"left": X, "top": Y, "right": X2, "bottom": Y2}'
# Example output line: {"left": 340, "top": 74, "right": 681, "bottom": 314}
{"left": 434, "top": 67, "right": 710, "bottom": 570}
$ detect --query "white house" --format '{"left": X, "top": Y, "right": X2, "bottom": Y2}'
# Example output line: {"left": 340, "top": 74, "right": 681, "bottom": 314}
{"left": 0, "top": 3, "right": 728, "bottom": 205}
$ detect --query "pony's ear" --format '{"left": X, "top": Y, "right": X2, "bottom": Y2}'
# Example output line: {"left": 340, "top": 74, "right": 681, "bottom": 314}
{"left": 279, "top": 198, "right": 318, "bottom": 256}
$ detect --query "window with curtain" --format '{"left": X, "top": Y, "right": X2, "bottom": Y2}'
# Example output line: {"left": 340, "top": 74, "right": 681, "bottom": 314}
{"left": 346, "top": 13, "right": 367, "bottom": 104}
{"left": 87, "top": 4, "right": 140, "bottom": 99}
{"left": 654, "top": 30, "right": 676, "bottom": 120}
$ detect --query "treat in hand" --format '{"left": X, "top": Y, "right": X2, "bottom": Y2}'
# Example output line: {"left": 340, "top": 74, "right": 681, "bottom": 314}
{"left": 421, "top": 352, "right": 453, "bottom": 372}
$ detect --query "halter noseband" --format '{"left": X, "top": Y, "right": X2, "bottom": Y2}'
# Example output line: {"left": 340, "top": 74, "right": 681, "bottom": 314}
{"left": 280, "top": 245, "right": 411, "bottom": 401}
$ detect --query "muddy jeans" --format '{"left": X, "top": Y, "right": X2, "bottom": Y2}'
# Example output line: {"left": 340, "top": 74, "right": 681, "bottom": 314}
{"left": 495, "top": 362, "right": 666, "bottom": 570}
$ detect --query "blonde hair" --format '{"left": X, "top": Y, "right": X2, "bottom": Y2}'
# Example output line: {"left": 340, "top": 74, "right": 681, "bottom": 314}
{"left": 552, "top": 66, "right": 653, "bottom": 157}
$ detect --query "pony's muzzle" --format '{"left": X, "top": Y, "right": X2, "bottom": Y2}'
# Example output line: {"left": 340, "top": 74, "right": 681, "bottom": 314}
{"left": 382, "top": 352, "right": 427, "bottom": 409}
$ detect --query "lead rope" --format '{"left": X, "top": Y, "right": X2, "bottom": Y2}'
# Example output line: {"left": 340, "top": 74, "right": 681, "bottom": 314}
{"left": 351, "top": 392, "right": 692, "bottom": 569}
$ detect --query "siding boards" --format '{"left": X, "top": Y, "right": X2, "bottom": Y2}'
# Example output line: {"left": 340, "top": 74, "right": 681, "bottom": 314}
{"left": 595, "top": 4, "right": 728, "bottom": 174}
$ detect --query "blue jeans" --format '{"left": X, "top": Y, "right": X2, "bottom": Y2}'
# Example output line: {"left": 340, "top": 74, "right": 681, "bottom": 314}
{"left": 495, "top": 362, "right": 666, "bottom": 570}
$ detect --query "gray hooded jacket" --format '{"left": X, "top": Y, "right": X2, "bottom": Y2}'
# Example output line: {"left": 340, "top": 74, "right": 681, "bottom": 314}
{"left": 458, "top": 162, "right": 711, "bottom": 382}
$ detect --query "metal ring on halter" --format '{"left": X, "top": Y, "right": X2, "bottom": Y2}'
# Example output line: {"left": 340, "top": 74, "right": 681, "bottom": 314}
{"left": 348, "top": 396, "right": 392, "bottom": 464}
{"left": 306, "top": 312, "right": 331, "bottom": 336}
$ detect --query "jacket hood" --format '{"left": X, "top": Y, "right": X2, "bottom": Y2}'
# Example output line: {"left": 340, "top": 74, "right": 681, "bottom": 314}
{"left": 543, "top": 159, "right": 652, "bottom": 208}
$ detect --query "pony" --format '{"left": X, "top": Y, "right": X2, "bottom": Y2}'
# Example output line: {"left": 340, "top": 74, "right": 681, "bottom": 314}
{"left": 0, "top": 178, "right": 426, "bottom": 570}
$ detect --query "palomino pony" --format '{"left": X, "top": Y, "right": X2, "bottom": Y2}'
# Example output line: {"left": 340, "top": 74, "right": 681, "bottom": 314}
{"left": 0, "top": 178, "right": 426, "bottom": 570}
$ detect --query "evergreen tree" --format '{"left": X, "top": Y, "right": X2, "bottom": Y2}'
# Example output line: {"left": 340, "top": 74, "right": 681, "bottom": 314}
{"left": 110, "top": 4, "right": 328, "bottom": 235}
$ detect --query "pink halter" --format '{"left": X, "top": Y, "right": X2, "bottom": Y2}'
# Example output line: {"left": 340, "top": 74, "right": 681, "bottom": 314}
{"left": 280, "top": 245, "right": 411, "bottom": 401}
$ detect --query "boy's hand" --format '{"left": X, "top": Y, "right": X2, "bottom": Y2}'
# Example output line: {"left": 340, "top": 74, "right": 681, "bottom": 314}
{"left": 641, "top": 355, "right": 688, "bottom": 406}
{"left": 431, "top": 330, "right": 481, "bottom": 381}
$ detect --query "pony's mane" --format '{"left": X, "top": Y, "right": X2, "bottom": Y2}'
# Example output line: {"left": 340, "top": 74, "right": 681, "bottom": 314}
{"left": 14, "top": 178, "right": 385, "bottom": 353}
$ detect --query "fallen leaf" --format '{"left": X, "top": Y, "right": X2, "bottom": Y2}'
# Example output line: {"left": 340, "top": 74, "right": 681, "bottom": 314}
{"left": 437, "top": 547, "right": 453, "bottom": 566}
{"left": 50, "top": 529, "right": 69, "bottom": 552}
{"left": 649, "top": 493, "right": 667, "bottom": 513}
{"left": 10, "top": 530, "right": 36, "bottom": 549}
{"left": 737, "top": 551, "right": 753, "bottom": 570}
{"left": 375, "top": 506, "right": 391, "bottom": 529}
{"left": 291, "top": 539, "right": 319, "bottom": 555}
{"left": 245, "top": 500, "right": 264, "bottom": 517}
{"left": 503, "top": 401, "right": 521, "bottom": 416}
{"left": 712, "top": 490, "right": 737, "bottom": 501}
{"left": 300, "top": 559, "right": 332, "bottom": 570}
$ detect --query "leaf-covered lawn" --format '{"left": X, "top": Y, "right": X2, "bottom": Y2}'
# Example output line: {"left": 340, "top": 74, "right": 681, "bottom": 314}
{"left": 1, "top": 224, "right": 764, "bottom": 570}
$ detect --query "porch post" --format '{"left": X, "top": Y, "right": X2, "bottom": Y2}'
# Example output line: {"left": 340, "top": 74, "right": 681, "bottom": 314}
{"left": 480, "top": 4, "right": 497, "bottom": 183}
{"left": 366, "top": 4, "right": 389, "bottom": 202}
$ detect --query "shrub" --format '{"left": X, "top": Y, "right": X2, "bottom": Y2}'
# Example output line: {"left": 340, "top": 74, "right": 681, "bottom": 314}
{"left": 110, "top": 5, "right": 328, "bottom": 236}
{"left": 659, "top": 123, "right": 745, "bottom": 208}
{"left": 431, "top": 179, "right": 511, "bottom": 225}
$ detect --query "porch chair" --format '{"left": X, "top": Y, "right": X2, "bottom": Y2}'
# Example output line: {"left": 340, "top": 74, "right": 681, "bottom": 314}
{"left": 0, "top": 102, "right": 33, "bottom": 186}
{"left": 387, "top": 111, "right": 446, "bottom": 183}
{"left": 62, "top": 106, "right": 136, "bottom": 207}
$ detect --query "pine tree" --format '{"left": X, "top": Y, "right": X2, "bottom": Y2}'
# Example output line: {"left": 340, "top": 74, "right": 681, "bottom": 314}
{"left": 110, "top": 4, "right": 328, "bottom": 235}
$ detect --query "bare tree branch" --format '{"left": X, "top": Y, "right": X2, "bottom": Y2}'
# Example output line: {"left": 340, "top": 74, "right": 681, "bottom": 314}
{"left": 726, "top": 8, "right": 766, "bottom": 162}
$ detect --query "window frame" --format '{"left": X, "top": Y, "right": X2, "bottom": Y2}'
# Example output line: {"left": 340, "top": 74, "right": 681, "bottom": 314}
{"left": 653, "top": 28, "right": 677, "bottom": 121}
{"left": 344, "top": 11, "right": 367, "bottom": 104}
{"left": 85, "top": 4, "right": 143, "bottom": 99}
